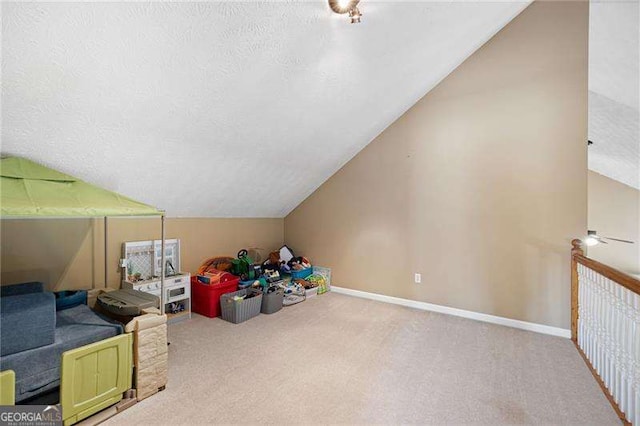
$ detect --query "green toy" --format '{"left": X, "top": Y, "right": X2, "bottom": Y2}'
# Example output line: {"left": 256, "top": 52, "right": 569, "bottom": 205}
{"left": 232, "top": 249, "right": 262, "bottom": 280}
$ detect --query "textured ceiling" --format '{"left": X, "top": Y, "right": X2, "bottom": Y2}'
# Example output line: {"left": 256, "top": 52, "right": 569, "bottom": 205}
{"left": 588, "top": 0, "right": 640, "bottom": 190}
{"left": 589, "top": 91, "right": 639, "bottom": 189}
{"left": 2, "top": 1, "right": 528, "bottom": 217}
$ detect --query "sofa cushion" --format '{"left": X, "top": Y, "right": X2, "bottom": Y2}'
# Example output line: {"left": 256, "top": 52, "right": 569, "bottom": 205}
{"left": 1, "top": 292, "right": 55, "bottom": 356}
{"left": 0, "top": 282, "right": 44, "bottom": 297}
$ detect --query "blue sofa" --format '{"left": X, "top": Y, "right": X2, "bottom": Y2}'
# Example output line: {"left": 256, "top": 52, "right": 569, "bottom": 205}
{"left": 0, "top": 282, "right": 123, "bottom": 402}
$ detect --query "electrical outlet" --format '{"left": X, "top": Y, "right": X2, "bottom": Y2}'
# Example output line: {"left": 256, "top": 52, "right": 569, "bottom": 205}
{"left": 414, "top": 273, "right": 421, "bottom": 284}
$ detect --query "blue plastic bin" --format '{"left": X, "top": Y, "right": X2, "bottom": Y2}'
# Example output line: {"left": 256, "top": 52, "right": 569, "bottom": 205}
{"left": 290, "top": 267, "right": 313, "bottom": 280}
{"left": 238, "top": 280, "right": 256, "bottom": 291}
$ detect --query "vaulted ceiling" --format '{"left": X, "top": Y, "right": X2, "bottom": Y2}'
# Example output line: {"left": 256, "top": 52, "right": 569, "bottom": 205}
{"left": 2, "top": 1, "right": 529, "bottom": 217}
{"left": 588, "top": 0, "right": 640, "bottom": 190}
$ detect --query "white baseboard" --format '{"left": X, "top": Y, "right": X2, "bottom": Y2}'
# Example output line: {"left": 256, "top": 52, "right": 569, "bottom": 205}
{"left": 331, "top": 286, "right": 571, "bottom": 339}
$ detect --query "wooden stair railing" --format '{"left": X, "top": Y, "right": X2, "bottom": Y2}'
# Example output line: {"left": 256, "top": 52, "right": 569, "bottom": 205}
{"left": 571, "top": 239, "right": 640, "bottom": 425}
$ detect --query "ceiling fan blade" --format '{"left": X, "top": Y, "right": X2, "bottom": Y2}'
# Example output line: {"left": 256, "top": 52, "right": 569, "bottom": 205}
{"left": 602, "top": 236, "right": 635, "bottom": 244}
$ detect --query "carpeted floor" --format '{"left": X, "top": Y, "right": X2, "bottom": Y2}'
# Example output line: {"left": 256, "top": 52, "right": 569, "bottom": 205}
{"left": 105, "top": 292, "right": 618, "bottom": 425}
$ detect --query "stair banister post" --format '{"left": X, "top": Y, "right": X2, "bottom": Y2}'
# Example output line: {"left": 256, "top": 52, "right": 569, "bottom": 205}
{"left": 570, "top": 239, "right": 583, "bottom": 342}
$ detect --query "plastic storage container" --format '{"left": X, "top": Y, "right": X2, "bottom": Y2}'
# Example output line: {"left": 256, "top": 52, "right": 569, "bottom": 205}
{"left": 191, "top": 276, "right": 239, "bottom": 318}
{"left": 97, "top": 289, "right": 159, "bottom": 316}
{"left": 220, "top": 289, "right": 262, "bottom": 324}
{"left": 261, "top": 288, "right": 284, "bottom": 314}
{"left": 54, "top": 290, "right": 88, "bottom": 311}
{"left": 290, "top": 267, "right": 313, "bottom": 280}
{"left": 305, "top": 287, "right": 319, "bottom": 298}
{"left": 238, "top": 280, "right": 256, "bottom": 291}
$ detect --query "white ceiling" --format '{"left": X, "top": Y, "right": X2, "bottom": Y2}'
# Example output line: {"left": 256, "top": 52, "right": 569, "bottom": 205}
{"left": 1, "top": 1, "right": 528, "bottom": 217}
{"left": 588, "top": 0, "right": 640, "bottom": 190}
{"left": 589, "top": 91, "right": 639, "bottom": 189}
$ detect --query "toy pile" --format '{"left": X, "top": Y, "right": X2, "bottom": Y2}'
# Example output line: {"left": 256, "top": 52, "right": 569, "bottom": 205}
{"left": 260, "top": 246, "right": 327, "bottom": 301}
{"left": 195, "top": 245, "right": 330, "bottom": 312}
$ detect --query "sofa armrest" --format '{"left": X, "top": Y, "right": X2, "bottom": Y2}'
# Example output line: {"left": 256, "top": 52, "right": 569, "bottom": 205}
{"left": 0, "top": 292, "right": 55, "bottom": 356}
{"left": 0, "top": 282, "right": 44, "bottom": 297}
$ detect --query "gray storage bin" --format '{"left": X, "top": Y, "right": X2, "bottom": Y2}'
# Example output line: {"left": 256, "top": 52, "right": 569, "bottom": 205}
{"left": 261, "top": 288, "right": 284, "bottom": 314}
{"left": 220, "top": 288, "right": 262, "bottom": 324}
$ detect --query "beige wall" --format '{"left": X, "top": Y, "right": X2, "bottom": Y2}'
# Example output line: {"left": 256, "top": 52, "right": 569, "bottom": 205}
{"left": 1, "top": 219, "right": 97, "bottom": 290}
{"left": 1, "top": 218, "right": 284, "bottom": 290}
{"left": 587, "top": 171, "right": 640, "bottom": 275}
{"left": 285, "top": 1, "right": 588, "bottom": 329}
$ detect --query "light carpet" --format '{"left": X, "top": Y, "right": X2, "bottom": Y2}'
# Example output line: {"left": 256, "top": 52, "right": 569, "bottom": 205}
{"left": 105, "top": 292, "right": 618, "bottom": 425}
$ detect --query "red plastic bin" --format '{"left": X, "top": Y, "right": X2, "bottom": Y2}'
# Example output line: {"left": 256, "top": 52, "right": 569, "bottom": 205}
{"left": 191, "top": 275, "right": 240, "bottom": 318}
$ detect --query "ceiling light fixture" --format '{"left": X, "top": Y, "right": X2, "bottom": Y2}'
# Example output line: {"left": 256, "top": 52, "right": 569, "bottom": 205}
{"left": 584, "top": 234, "right": 600, "bottom": 247}
{"left": 583, "top": 230, "right": 635, "bottom": 246}
{"left": 348, "top": 7, "right": 362, "bottom": 24}
{"left": 329, "top": 0, "right": 362, "bottom": 24}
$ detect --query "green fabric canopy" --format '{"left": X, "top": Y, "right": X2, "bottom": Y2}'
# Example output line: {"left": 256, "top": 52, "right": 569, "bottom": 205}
{"left": 0, "top": 157, "right": 162, "bottom": 217}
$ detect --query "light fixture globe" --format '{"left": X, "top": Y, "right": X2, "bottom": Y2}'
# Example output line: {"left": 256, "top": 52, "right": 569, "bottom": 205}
{"left": 329, "top": 0, "right": 360, "bottom": 14}
{"left": 584, "top": 230, "right": 600, "bottom": 246}
{"left": 584, "top": 236, "right": 599, "bottom": 247}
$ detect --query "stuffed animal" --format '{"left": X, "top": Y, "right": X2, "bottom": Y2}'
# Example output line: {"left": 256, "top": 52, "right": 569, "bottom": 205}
{"left": 288, "top": 256, "right": 312, "bottom": 270}
{"left": 294, "top": 278, "right": 317, "bottom": 289}
{"left": 268, "top": 251, "right": 280, "bottom": 265}
{"left": 263, "top": 250, "right": 294, "bottom": 275}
